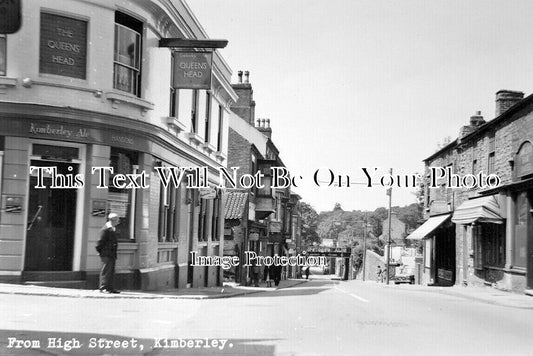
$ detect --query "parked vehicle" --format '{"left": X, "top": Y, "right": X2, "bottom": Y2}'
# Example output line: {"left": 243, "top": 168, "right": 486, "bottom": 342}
{"left": 394, "top": 265, "right": 415, "bottom": 284}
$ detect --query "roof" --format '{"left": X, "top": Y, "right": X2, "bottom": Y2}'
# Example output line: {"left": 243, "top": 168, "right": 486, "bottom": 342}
{"left": 424, "top": 92, "right": 533, "bottom": 162}
{"left": 224, "top": 190, "right": 249, "bottom": 220}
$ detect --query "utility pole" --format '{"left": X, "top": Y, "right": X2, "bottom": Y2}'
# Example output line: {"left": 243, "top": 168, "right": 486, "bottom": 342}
{"left": 386, "top": 168, "right": 392, "bottom": 285}
{"left": 362, "top": 213, "right": 367, "bottom": 281}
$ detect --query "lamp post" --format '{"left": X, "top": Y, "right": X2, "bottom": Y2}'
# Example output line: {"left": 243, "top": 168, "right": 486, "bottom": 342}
{"left": 386, "top": 168, "right": 393, "bottom": 285}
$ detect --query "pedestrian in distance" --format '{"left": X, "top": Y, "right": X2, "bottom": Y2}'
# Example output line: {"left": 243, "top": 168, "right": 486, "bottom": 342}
{"left": 305, "top": 266, "right": 310, "bottom": 280}
{"left": 96, "top": 213, "right": 121, "bottom": 294}
{"left": 264, "top": 265, "right": 272, "bottom": 287}
{"left": 376, "top": 265, "right": 383, "bottom": 283}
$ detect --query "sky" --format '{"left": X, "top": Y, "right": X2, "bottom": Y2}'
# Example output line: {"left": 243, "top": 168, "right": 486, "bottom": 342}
{"left": 186, "top": 0, "right": 533, "bottom": 213}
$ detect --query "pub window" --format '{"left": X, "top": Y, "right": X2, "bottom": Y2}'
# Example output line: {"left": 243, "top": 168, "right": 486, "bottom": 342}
{"left": 204, "top": 92, "right": 211, "bottom": 142}
{"left": 107, "top": 148, "right": 138, "bottom": 240}
{"left": 217, "top": 105, "right": 224, "bottom": 151}
{"left": 198, "top": 197, "right": 207, "bottom": 241}
{"left": 0, "top": 35, "right": 5, "bottom": 76}
{"left": 211, "top": 197, "right": 220, "bottom": 241}
{"left": 191, "top": 90, "right": 199, "bottom": 132}
{"left": 158, "top": 183, "right": 179, "bottom": 243}
{"left": 169, "top": 53, "right": 177, "bottom": 117}
{"left": 114, "top": 12, "right": 142, "bottom": 96}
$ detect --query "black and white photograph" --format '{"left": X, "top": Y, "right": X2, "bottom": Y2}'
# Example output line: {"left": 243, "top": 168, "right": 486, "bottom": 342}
{"left": 1, "top": 0, "right": 533, "bottom": 355}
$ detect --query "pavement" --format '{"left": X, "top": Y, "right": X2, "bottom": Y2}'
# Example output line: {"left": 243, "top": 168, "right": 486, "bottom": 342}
{"left": 375, "top": 279, "right": 533, "bottom": 309}
{"left": 0, "top": 276, "right": 532, "bottom": 308}
{"left": 0, "top": 278, "right": 307, "bottom": 300}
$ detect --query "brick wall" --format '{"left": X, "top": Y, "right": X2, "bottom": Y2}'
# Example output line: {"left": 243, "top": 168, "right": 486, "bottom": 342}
{"left": 227, "top": 128, "right": 252, "bottom": 181}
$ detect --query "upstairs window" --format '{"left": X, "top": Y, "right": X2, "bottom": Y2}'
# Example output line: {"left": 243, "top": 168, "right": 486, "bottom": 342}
{"left": 205, "top": 92, "right": 211, "bottom": 142}
{"left": 488, "top": 133, "right": 495, "bottom": 174}
{"left": 169, "top": 53, "right": 177, "bottom": 117}
{"left": 114, "top": 12, "right": 142, "bottom": 96}
{"left": 0, "top": 35, "right": 6, "bottom": 76}
{"left": 217, "top": 105, "right": 224, "bottom": 151}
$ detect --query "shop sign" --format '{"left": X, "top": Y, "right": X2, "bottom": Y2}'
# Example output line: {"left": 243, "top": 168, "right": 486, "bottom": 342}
{"left": 40, "top": 13, "right": 87, "bottom": 79}
{"left": 91, "top": 200, "right": 107, "bottom": 217}
{"left": 173, "top": 52, "right": 212, "bottom": 89}
{"left": 516, "top": 141, "right": 533, "bottom": 178}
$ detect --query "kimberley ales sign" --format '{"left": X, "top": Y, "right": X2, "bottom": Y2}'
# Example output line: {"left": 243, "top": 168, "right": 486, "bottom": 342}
{"left": 173, "top": 52, "right": 213, "bottom": 89}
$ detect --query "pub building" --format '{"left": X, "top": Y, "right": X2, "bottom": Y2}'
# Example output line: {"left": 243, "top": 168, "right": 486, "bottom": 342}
{"left": 410, "top": 90, "right": 533, "bottom": 294}
{"left": 0, "top": 0, "right": 238, "bottom": 290}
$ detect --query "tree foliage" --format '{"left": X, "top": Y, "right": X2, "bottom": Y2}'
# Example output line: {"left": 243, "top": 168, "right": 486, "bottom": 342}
{"left": 299, "top": 201, "right": 320, "bottom": 249}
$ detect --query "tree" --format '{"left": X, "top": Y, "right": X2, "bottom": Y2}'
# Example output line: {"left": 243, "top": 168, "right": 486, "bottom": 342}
{"left": 299, "top": 201, "right": 320, "bottom": 249}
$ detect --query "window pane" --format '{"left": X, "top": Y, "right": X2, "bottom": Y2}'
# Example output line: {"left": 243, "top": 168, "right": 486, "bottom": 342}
{"left": 114, "top": 64, "right": 134, "bottom": 93}
{"left": 115, "top": 25, "right": 138, "bottom": 68}
{"left": 0, "top": 36, "right": 5, "bottom": 75}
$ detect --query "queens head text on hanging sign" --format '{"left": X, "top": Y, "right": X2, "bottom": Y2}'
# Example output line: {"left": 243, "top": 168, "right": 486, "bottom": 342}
{"left": 173, "top": 52, "right": 212, "bottom": 90}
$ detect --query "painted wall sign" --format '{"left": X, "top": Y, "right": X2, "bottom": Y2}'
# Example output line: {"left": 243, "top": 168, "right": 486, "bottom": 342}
{"left": 91, "top": 200, "right": 107, "bottom": 217}
{"left": 40, "top": 13, "right": 87, "bottom": 79}
{"left": 516, "top": 141, "right": 533, "bottom": 178}
{"left": 173, "top": 52, "right": 212, "bottom": 89}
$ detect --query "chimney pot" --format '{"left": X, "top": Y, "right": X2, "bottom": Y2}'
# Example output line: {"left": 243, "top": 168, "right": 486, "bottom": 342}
{"left": 266, "top": 118, "right": 270, "bottom": 128}
{"left": 244, "top": 71, "right": 250, "bottom": 83}
{"left": 237, "top": 71, "right": 243, "bottom": 83}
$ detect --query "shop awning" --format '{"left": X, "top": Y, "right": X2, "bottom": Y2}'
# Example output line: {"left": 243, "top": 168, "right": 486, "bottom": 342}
{"left": 451, "top": 195, "right": 503, "bottom": 225}
{"left": 406, "top": 214, "right": 451, "bottom": 240}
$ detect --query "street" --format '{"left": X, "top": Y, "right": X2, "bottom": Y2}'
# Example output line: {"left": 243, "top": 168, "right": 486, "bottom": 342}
{"left": 1, "top": 276, "right": 533, "bottom": 356}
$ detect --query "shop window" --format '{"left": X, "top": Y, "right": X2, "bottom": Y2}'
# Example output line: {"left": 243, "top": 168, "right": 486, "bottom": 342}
{"left": 0, "top": 35, "right": 5, "bottom": 76}
{"left": 513, "top": 192, "right": 528, "bottom": 268}
{"left": 114, "top": 12, "right": 142, "bottom": 96}
{"left": 481, "top": 223, "right": 505, "bottom": 267}
{"left": 472, "top": 225, "right": 483, "bottom": 270}
{"left": 107, "top": 148, "right": 138, "bottom": 240}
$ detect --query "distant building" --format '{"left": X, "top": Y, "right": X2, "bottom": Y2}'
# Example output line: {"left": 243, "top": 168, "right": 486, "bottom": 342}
{"left": 380, "top": 213, "right": 407, "bottom": 246}
{"left": 410, "top": 90, "right": 533, "bottom": 293}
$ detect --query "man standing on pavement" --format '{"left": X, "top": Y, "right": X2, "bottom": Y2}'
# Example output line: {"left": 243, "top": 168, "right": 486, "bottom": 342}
{"left": 96, "top": 213, "right": 120, "bottom": 293}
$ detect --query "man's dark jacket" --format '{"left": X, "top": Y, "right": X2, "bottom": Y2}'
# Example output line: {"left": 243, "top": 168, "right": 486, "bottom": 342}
{"left": 96, "top": 225, "right": 118, "bottom": 259}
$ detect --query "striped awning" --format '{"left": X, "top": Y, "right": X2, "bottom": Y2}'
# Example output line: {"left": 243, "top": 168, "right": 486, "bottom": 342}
{"left": 452, "top": 195, "right": 503, "bottom": 225}
{"left": 406, "top": 214, "right": 451, "bottom": 240}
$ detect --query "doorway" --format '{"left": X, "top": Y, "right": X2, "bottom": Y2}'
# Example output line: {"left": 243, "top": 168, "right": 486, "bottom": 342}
{"left": 24, "top": 160, "right": 78, "bottom": 271}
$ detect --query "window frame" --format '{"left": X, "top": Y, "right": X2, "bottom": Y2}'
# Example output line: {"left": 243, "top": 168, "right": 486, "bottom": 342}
{"left": 113, "top": 12, "right": 142, "bottom": 96}
{"left": 0, "top": 34, "right": 6, "bottom": 76}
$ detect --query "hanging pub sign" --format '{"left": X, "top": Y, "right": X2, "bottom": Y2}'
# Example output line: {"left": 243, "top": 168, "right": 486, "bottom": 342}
{"left": 173, "top": 51, "right": 213, "bottom": 89}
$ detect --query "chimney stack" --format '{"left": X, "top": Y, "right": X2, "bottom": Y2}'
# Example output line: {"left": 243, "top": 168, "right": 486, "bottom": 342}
{"left": 244, "top": 71, "right": 250, "bottom": 83}
{"left": 237, "top": 71, "right": 243, "bottom": 83}
{"left": 496, "top": 90, "right": 524, "bottom": 117}
{"left": 470, "top": 111, "right": 485, "bottom": 127}
{"left": 256, "top": 117, "right": 272, "bottom": 138}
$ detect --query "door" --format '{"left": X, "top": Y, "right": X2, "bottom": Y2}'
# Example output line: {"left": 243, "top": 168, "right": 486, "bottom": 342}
{"left": 25, "top": 161, "right": 77, "bottom": 271}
